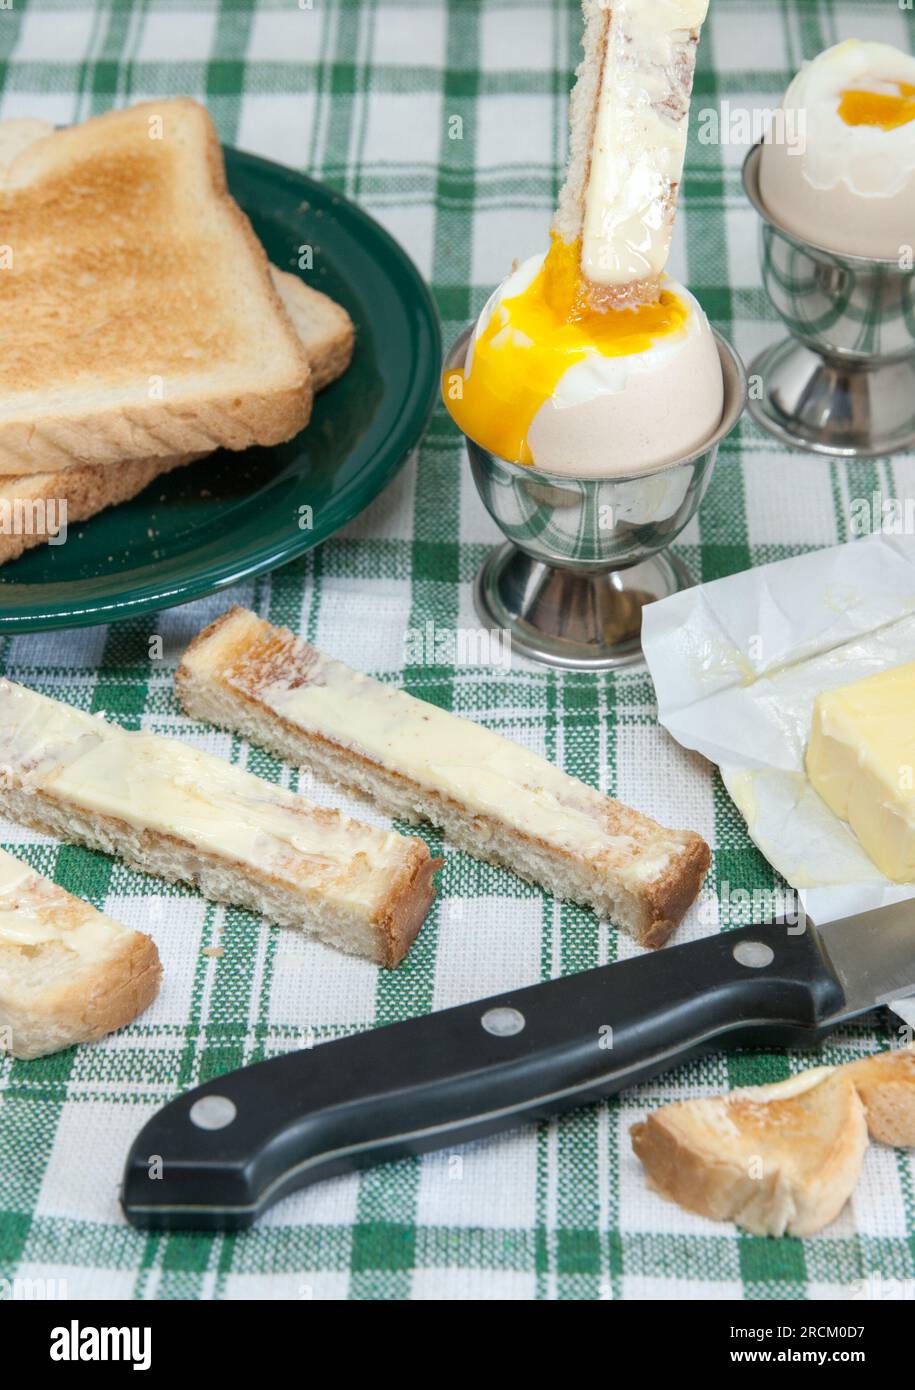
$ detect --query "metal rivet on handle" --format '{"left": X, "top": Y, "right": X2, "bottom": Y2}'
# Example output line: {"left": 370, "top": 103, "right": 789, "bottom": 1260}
{"left": 481, "top": 1006, "right": 526, "bottom": 1037}
{"left": 189, "top": 1095, "right": 237, "bottom": 1130}
{"left": 733, "top": 941, "right": 775, "bottom": 969}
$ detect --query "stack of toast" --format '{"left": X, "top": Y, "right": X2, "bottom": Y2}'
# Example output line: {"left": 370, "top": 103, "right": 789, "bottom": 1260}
{"left": 0, "top": 99, "right": 354, "bottom": 564}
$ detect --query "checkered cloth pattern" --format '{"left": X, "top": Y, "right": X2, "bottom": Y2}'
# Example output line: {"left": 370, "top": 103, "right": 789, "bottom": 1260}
{"left": 1, "top": 0, "right": 914, "bottom": 1302}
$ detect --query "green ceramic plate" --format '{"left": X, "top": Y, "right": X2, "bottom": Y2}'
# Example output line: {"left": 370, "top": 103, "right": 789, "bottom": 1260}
{"left": 0, "top": 147, "right": 440, "bottom": 631}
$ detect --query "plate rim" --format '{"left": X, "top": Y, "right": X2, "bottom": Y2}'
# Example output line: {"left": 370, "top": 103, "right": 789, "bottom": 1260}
{"left": 0, "top": 145, "right": 441, "bottom": 632}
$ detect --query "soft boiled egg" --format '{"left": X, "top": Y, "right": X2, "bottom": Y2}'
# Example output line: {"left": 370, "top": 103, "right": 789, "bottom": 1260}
{"left": 759, "top": 40, "right": 915, "bottom": 260}
{"left": 443, "top": 236, "right": 724, "bottom": 479}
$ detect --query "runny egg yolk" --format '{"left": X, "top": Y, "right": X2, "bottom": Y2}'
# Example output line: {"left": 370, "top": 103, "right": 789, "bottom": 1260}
{"left": 443, "top": 235, "right": 689, "bottom": 466}
{"left": 837, "top": 81, "right": 915, "bottom": 131}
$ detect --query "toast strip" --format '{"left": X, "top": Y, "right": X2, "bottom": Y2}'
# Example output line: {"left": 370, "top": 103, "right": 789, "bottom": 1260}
{"left": 0, "top": 681, "right": 436, "bottom": 968}
{"left": 552, "top": 0, "right": 708, "bottom": 307}
{"left": 0, "top": 99, "right": 312, "bottom": 474}
{"left": 177, "top": 607, "right": 710, "bottom": 947}
{"left": 0, "top": 845, "right": 161, "bottom": 1059}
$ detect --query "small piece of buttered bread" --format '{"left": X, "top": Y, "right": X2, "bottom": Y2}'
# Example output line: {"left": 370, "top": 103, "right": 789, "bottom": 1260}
{"left": 0, "top": 99, "right": 312, "bottom": 474}
{"left": 0, "top": 846, "right": 161, "bottom": 1059}
{"left": 630, "top": 1068, "right": 869, "bottom": 1237}
{"left": 176, "top": 606, "right": 710, "bottom": 948}
{"left": 0, "top": 679, "right": 436, "bottom": 968}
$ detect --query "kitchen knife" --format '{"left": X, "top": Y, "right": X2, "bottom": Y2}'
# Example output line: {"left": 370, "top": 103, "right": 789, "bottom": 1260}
{"left": 122, "top": 901, "right": 915, "bottom": 1230}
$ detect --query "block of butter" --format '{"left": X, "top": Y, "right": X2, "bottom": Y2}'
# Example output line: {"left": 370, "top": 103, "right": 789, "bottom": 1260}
{"left": 806, "top": 661, "right": 915, "bottom": 882}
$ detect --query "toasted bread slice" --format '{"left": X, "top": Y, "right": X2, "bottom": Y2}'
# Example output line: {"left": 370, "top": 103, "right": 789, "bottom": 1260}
{"left": 0, "top": 679, "right": 436, "bottom": 967}
{"left": 0, "top": 99, "right": 312, "bottom": 475}
{"left": 176, "top": 606, "right": 710, "bottom": 947}
{"left": 0, "top": 453, "right": 201, "bottom": 566}
{"left": 631, "top": 1068, "right": 869, "bottom": 1237}
{"left": 0, "top": 116, "right": 353, "bottom": 402}
{"left": 0, "top": 116, "right": 354, "bottom": 396}
{"left": 846, "top": 1048, "right": 915, "bottom": 1147}
{"left": 0, "top": 846, "right": 161, "bottom": 1059}
{"left": 0, "top": 268, "right": 353, "bottom": 566}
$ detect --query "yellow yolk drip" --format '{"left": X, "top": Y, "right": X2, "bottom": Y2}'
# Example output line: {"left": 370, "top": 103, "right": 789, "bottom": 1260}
{"left": 443, "top": 236, "right": 689, "bottom": 466}
{"left": 838, "top": 82, "right": 915, "bottom": 130}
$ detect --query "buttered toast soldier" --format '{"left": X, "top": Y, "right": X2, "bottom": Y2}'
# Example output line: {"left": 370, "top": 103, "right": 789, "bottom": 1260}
{"left": 553, "top": 0, "right": 710, "bottom": 308}
{"left": 0, "top": 680, "right": 437, "bottom": 968}
{"left": 177, "top": 607, "right": 710, "bottom": 947}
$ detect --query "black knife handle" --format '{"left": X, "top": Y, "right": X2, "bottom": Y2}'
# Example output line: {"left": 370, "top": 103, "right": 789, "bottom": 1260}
{"left": 122, "top": 919, "right": 846, "bottom": 1229}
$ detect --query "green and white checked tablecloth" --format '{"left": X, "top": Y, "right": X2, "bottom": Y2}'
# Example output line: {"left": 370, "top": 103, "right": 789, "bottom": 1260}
{"left": 1, "top": 0, "right": 914, "bottom": 1302}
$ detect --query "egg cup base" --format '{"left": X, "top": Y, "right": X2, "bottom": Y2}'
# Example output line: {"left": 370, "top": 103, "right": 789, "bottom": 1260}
{"left": 474, "top": 543, "right": 692, "bottom": 670}
{"left": 747, "top": 336, "right": 915, "bottom": 458}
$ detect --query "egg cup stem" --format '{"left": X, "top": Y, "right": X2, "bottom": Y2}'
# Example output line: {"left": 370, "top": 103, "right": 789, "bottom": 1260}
{"left": 747, "top": 337, "right": 915, "bottom": 458}
{"left": 474, "top": 544, "right": 693, "bottom": 670}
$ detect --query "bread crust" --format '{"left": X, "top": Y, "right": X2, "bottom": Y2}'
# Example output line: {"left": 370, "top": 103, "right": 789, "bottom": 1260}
{"left": 637, "top": 834, "right": 711, "bottom": 948}
{"left": 38, "top": 930, "right": 163, "bottom": 1059}
{"left": 269, "top": 269, "right": 355, "bottom": 393}
{"left": 377, "top": 850, "right": 441, "bottom": 969}
{"left": 177, "top": 606, "right": 710, "bottom": 948}
{"left": 0, "top": 99, "right": 313, "bottom": 474}
{"left": 0, "top": 453, "right": 201, "bottom": 564}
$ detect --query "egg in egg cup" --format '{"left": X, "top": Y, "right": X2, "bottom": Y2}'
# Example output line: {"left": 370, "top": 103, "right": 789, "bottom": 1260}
{"left": 742, "top": 42, "right": 915, "bottom": 457}
{"left": 445, "top": 323, "right": 746, "bottom": 670}
{"left": 743, "top": 145, "right": 915, "bottom": 458}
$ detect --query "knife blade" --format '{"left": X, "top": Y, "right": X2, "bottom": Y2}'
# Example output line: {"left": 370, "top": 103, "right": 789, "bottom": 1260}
{"left": 121, "top": 902, "right": 915, "bottom": 1230}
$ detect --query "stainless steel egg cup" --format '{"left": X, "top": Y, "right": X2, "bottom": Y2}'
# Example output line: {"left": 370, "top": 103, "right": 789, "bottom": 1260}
{"left": 742, "top": 143, "right": 915, "bottom": 457}
{"left": 445, "top": 326, "right": 747, "bottom": 670}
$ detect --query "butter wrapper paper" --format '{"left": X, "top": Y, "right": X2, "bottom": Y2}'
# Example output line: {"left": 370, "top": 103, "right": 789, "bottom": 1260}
{"left": 641, "top": 533, "right": 915, "bottom": 927}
